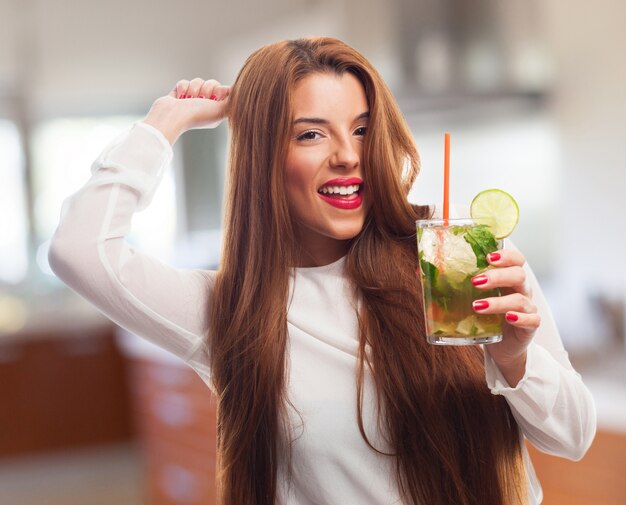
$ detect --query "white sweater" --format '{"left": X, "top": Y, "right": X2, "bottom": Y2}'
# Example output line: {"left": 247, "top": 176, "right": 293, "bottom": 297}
{"left": 48, "top": 122, "right": 596, "bottom": 504}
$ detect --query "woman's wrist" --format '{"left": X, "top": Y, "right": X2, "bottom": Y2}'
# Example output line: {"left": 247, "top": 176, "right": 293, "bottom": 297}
{"left": 142, "top": 98, "right": 185, "bottom": 145}
{"left": 492, "top": 350, "right": 528, "bottom": 388}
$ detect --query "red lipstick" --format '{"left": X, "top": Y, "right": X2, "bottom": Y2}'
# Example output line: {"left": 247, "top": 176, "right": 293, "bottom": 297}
{"left": 318, "top": 193, "right": 363, "bottom": 209}
{"left": 317, "top": 177, "right": 363, "bottom": 210}
{"left": 319, "top": 177, "right": 363, "bottom": 188}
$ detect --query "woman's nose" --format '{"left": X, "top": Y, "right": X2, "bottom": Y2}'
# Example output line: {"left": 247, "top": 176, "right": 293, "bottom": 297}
{"left": 330, "top": 138, "right": 360, "bottom": 170}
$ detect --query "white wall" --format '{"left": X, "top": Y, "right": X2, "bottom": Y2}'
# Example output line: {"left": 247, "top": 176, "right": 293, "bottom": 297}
{"left": 540, "top": 1, "right": 626, "bottom": 347}
{"left": 0, "top": 0, "right": 311, "bottom": 117}
{"left": 0, "top": 0, "right": 400, "bottom": 118}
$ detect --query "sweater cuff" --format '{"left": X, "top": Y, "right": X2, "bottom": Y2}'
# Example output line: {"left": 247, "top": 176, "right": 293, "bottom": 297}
{"left": 485, "top": 342, "right": 561, "bottom": 423}
{"left": 90, "top": 122, "right": 174, "bottom": 210}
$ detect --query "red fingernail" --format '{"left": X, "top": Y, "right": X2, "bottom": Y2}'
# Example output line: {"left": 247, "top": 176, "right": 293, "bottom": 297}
{"left": 178, "top": 94, "right": 184, "bottom": 99}
{"left": 472, "top": 275, "right": 488, "bottom": 286}
{"left": 210, "top": 94, "right": 218, "bottom": 100}
{"left": 473, "top": 300, "right": 489, "bottom": 311}
{"left": 488, "top": 252, "right": 501, "bottom": 262}
{"left": 506, "top": 313, "right": 519, "bottom": 322}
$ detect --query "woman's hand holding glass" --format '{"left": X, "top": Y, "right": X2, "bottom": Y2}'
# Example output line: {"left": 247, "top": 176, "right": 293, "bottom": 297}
{"left": 143, "top": 78, "right": 231, "bottom": 145}
{"left": 471, "top": 249, "right": 541, "bottom": 386}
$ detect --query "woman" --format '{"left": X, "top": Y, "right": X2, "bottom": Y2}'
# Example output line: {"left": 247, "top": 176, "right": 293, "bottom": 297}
{"left": 49, "top": 37, "right": 595, "bottom": 505}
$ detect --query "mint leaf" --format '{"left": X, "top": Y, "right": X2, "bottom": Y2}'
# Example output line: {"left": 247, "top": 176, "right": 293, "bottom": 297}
{"left": 463, "top": 225, "right": 498, "bottom": 268}
{"left": 420, "top": 260, "right": 453, "bottom": 312}
{"left": 420, "top": 259, "right": 438, "bottom": 287}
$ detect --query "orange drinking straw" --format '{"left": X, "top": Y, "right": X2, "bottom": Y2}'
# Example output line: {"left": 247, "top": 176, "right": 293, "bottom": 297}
{"left": 443, "top": 132, "right": 450, "bottom": 223}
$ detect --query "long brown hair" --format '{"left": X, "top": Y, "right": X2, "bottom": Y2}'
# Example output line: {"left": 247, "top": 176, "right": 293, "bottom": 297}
{"left": 210, "top": 37, "right": 526, "bottom": 505}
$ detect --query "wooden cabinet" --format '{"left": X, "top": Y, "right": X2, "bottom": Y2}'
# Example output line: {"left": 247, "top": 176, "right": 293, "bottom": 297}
{"left": 128, "top": 358, "right": 218, "bottom": 505}
{"left": 527, "top": 430, "right": 626, "bottom": 505}
{"left": 0, "top": 324, "right": 133, "bottom": 456}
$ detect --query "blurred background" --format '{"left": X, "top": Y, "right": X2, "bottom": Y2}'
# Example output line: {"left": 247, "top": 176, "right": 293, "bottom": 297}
{"left": 1, "top": 0, "right": 624, "bottom": 504}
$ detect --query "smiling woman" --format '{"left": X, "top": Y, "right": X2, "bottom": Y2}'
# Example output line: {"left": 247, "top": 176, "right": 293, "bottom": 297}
{"left": 48, "top": 37, "right": 596, "bottom": 505}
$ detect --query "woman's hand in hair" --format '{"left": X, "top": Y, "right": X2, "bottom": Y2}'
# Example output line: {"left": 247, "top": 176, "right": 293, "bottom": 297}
{"left": 469, "top": 249, "right": 540, "bottom": 387}
{"left": 143, "top": 78, "right": 231, "bottom": 145}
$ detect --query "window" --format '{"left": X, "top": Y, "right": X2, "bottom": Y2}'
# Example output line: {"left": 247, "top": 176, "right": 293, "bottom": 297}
{"left": 32, "top": 117, "right": 179, "bottom": 276}
{"left": 0, "top": 120, "right": 28, "bottom": 284}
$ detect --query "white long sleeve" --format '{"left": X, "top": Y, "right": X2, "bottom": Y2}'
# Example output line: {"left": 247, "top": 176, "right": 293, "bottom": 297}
{"left": 48, "top": 122, "right": 213, "bottom": 385}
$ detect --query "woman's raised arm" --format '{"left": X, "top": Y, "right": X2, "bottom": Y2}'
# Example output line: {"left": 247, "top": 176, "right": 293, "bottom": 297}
{"left": 48, "top": 80, "right": 229, "bottom": 386}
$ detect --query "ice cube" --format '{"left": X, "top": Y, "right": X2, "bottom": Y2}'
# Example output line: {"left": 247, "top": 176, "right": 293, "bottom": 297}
{"left": 419, "top": 227, "right": 477, "bottom": 286}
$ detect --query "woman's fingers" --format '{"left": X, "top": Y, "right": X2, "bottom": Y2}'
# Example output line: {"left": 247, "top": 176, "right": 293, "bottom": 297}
{"left": 212, "top": 84, "right": 231, "bottom": 101}
{"left": 485, "top": 248, "right": 525, "bottom": 268}
{"left": 172, "top": 79, "right": 190, "bottom": 98}
{"left": 171, "top": 79, "right": 226, "bottom": 100}
{"left": 503, "top": 311, "right": 541, "bottom": 329}
{"left": 472, "top": 292, "right": 537, "bottom": 315}
{"left": 473, "top": 292, "right": 541, "bottom": 332}
{"left": 476, "top": 250, "right": 539, "bottom": 373}
{"left": 185, "top": 77, "right": 206, "bottom": 98}
{"left": 471, "top": 266, "right": 528, "bottom": 294}
{"left": 470, "top": 249, "right": 532, "bottom": 296}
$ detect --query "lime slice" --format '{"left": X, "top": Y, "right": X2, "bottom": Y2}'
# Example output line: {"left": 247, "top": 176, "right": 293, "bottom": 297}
{"left": 470, "top": 189, "right": 519, "bottom": 239}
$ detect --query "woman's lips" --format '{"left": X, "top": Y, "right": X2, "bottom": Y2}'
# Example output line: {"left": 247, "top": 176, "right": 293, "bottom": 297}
{"left": 317, "top": 177, "right": 364, "bottom": 210}
{"left": 317, "top": 190, "right": 363, "bottom": 210}
{"left": 320, "top": 177, "right": 363, "bottom": 187}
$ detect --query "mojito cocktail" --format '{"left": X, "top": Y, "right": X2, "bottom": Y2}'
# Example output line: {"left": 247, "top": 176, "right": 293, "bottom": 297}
{"left": 417, "top": 218, "right": 503, "bottom": 345}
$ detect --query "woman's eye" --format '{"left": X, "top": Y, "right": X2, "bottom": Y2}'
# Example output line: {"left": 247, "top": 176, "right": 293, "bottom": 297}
{"left": 354, "top": 126, "right": 367, "bottom": 136}
{"left": 296, "top": 131, "right": 322, "bottom": 141}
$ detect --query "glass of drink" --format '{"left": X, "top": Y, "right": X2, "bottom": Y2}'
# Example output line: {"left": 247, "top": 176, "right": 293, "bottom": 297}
{"left": 416, "top": 218, "right": 503, "bottom": 345}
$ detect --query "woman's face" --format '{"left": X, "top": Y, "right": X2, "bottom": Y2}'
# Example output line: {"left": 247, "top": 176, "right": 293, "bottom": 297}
{"left": 285, "top": 71, "right": 369, "bottom": 267}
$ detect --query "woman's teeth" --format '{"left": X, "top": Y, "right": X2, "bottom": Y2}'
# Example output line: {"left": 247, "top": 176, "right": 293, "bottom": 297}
{"left": 318, "top": 184, "right": 360, "bottom": 195}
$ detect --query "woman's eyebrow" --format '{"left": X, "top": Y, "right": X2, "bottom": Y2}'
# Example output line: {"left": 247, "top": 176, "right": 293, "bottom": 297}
{"left": 293, "top": 117, "right": 329, "bottom": 125}
{"left": 292, "top": 111, "right": 370, "bottom": 125}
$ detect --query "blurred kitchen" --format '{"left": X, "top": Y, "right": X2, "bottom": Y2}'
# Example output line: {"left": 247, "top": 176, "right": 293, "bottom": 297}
{"left": 0, "top": 0, "right": 624, "bottom": 503}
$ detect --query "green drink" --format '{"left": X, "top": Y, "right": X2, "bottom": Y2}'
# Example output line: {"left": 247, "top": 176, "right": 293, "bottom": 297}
{"left": 416, "top": 218, "right": 503, "bottom": 345}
